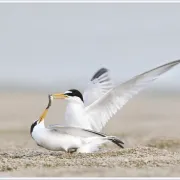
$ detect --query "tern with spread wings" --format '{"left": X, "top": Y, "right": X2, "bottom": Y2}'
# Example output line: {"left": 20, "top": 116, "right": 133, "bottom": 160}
{"left": 52, "top": 60, "right": 180, "bottom": 132}
{"left": 31, "top": 59, "right": 180, "bottom": 153}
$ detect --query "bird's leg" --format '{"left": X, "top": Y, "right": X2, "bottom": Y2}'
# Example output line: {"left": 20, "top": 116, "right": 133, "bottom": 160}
{"left": 67, "top": 148, "right": 78, "bottom": 154}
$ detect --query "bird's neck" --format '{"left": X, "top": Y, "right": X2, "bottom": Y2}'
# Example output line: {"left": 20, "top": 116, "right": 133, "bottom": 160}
{"left": 34, "top": 120, "right": 45, "bottom": 131}
{"left": 37, "top": 120, "right": 45, "bottom": 128}
{"left": 64, "top": 101, "right": 85, "bottom": 127}
{"left": 66, "top": 101, "right": 85, "bottom": 114}
{"left": 30, "top": 119, "right": 45, "bottom": 135}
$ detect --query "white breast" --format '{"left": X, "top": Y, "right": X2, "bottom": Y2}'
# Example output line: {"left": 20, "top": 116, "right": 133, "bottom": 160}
{"left": 32, "top": 126, "right": 83, "bottom": 151}
{"left": 63, "top": 102, "right": 92, "bottom": 130}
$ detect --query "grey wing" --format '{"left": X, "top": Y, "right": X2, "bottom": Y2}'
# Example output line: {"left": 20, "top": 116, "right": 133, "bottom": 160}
{"left": 85, "top": 59, "right": 180, "bottom": 132}
{"left": 47, "top": 124, "right": 105, "bottom": 138}
{"left": 47, "top": 125, "right": 124, "bottom": 148}
{"left": 83, "top": 68, "right": 114, "bottom": 107}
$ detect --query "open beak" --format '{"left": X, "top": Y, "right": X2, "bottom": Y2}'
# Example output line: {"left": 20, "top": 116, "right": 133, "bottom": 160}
{"left": 52, "top": 93, "right": 68, "bottom": 99}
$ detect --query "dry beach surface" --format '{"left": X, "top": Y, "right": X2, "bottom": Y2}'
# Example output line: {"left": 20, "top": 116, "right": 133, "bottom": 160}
{"left": 1, "top": 91, "right": 180, "bottom": 177}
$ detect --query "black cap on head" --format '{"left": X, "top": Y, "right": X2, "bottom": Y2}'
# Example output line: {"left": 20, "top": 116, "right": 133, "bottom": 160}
{"left": 64, "top": 89, "right": 84, "bottom": 102}
{"left": 30, "top": 121, "right": 37, "bottom": 135}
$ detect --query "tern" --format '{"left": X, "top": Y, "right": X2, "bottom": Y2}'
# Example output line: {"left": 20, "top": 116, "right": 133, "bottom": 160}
{"left": 51, "top": 59, "right": 180, "bottom": 132}
{"left": 31, "top": 59, "right": 180, "bottom": 153}
{"left": 30, "top": 95, "right": 124, "bottom": 153}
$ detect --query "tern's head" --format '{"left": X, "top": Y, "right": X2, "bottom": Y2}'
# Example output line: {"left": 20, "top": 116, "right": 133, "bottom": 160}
{"left": 52, "top": 89, "right": 84, "bottom": 103}
{"left": 30, "top": 95, "right": 53, "bottom": 134}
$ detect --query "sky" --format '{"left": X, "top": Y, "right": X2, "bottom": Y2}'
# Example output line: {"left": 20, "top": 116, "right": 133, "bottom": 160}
{"left": 0, "top": 3, "right": 180, "bottom": 92}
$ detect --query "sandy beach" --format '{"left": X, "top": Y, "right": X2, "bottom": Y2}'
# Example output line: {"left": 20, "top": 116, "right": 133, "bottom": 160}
{"left": 1, "top": 91, "right": 180, "bottom": 177}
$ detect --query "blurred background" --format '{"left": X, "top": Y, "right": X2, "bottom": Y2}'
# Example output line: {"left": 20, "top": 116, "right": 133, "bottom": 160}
{"left": 0, "top": 3, "right": 180, "bottom": 93}
{"left": 1, "top": 2, "right": 180, "bottom": 177}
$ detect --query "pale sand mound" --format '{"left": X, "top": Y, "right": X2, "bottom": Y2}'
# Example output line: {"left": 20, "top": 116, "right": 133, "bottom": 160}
{"left": 1, "top": 146, "right": 180, "bottom": 177}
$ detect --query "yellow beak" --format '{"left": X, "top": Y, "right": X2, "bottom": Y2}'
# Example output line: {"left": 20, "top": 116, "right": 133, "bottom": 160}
{"left": 52, "top": 93, "right": 68, "bottom": 99}
{"left": 39, "top": 109, "right": 48, "bottom": 123}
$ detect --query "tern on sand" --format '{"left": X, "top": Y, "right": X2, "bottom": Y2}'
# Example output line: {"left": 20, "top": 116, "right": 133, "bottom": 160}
{"left": 31, "top": 59, "right": 180, "bottom": 153}
{"left": 30, "top": 95, "right": 124, "bottom": 153}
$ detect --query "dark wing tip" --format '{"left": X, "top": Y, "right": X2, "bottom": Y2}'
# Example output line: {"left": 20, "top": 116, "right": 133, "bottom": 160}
{"left": 110, "top": 138, "right": 124, "bottom": 148}
{"left": 83, "top": 128, "right": 124, "bottom": 148}
{"left": 91, "top": 68, "right": 109, "bottom": 81}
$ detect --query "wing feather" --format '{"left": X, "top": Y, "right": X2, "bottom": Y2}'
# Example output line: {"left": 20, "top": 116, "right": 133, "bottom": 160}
{"left": 47, "top": 125, "right": 124, "bottom": 148}
{"left": 85, "top": 60, "right": 180, "bottom": 132}
{"left": 83, "top": 68, "right": 114, "bottom": 107}
{"left": 47, "top": 125, "right": 101, "bottom": 138}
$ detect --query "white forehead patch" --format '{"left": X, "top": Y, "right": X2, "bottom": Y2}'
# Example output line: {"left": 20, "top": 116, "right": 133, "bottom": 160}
{"left": 50, "top": 95, "right": 54, "bottom": 101}
{"left": 64, "top": 90, "right": 72, "bottom": 94}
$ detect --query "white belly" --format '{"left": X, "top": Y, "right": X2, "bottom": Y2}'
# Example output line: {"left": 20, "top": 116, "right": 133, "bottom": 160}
{"left": 32, "top": 128, "right": 83, "bottom": 151}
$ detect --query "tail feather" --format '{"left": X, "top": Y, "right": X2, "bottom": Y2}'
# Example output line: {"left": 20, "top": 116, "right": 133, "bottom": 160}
{"left": 77, "top": 135, "right": 124, "bottom": 153}
{"left": 83, "top": 129, "right": 124, "bottom": 148}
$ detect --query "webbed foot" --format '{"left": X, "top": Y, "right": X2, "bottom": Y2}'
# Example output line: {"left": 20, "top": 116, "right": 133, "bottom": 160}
{"left": 67, "top": 148, "right": 77, "bottom": 154}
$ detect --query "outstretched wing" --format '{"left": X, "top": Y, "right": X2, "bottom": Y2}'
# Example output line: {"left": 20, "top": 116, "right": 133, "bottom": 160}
{"left": 85, "top": 59, "right": 180, "bottom": 132}
{"left": 83, "top": 68, "right": 114, "bottom": 107}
